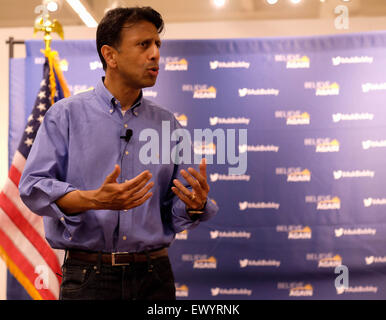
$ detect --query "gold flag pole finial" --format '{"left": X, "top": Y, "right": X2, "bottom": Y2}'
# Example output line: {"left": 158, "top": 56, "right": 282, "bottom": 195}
{"left": 33, "top": 4, "right": 67, "bottom": 104}
{"left": 33, "top": 5, "right": 64, "bottom": 52}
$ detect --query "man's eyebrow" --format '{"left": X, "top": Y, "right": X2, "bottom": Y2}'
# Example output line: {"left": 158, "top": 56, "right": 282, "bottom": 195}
{"left": 137, "top": 37, "right": 162, "bottom": 44}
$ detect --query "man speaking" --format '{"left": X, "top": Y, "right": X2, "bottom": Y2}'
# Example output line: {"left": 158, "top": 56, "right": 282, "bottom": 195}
{"left": 19, "top": 6, "right": 218, "bottom": 300}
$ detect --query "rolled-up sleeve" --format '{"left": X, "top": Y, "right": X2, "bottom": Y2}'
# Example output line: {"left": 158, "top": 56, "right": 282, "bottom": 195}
{"left": 171, "top": 195, "right": 218, "bottom": 233}
{"left": 19, "top": 104, "right": 79, "bottom": 232}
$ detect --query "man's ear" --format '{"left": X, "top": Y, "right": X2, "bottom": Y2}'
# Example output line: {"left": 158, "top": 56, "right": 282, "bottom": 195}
{"left": 101, "top": 45, "right": 118, "bottom": 69}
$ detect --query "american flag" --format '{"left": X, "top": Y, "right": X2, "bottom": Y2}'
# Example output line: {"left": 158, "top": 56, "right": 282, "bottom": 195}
{"left": 0, "top": 55, "right": 69, "bottom": 300}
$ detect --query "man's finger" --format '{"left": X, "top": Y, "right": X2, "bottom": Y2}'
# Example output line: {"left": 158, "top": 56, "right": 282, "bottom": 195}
{"left": 128, "top": 191, "right": 153, "bottom": 209}
{"left": 173, "top": 178, "right": 195, "bottom": 199}
{"left": 104, "top": 164, "right": 120, "bottom": 184}
{"left": 199, "top": 158, "right": 207, "bottom": 179}
{"left": 171, "top": 187, "right": 196, "bottom": 208}
{"left": 123, "top": 170, "right": 152, "bottom": 189}
{"left": 179, "top": 171, "right": 207, "bottom": 200}
{"left": 130, "top": 182, "right": 154, "bottom": 201}
{"left": 125, "top": 173, "right": 152, "bottom": 195}
{"left": 187, "top": 167, "right": 209, "bottom": 192}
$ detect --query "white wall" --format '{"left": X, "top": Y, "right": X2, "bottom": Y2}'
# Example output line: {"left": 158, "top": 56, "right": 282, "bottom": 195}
{"left": 1, "top": 16, "right": 386, "bottom": 300}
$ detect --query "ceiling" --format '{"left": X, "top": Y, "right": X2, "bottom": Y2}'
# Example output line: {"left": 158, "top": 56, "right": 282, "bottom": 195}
{"left": 1, "top": 0, "right": 386, "bottom": 28}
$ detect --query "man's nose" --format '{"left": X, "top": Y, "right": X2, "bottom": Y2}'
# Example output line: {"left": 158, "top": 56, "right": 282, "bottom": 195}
{"left": 149, "top": 44, "right": 160, "bottom": 61}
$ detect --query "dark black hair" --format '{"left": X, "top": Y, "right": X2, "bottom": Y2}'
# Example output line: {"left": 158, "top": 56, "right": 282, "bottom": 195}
{"left": 96, "top": 7, "right": 164, "bottom": 70}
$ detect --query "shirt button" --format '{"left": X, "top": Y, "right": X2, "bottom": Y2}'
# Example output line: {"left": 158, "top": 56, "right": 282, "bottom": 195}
{"left": 110, "top": 109, "right": 113, "bottom": 113}
{"left": 125, "top": 151, "right": 129, "bottom": 155}
{"left": 60, "top": 217, "right": 65, "bottom": 222}
{"left": 124, "top": 124, "right": 128, "bottom": 128}
{"left": 122, "top": 236, "right": 127, "bottom": 240}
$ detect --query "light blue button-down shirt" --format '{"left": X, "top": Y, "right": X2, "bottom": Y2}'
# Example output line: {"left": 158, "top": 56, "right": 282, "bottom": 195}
{"left": 19, "top": 78, "right": 218, "bottom": 253}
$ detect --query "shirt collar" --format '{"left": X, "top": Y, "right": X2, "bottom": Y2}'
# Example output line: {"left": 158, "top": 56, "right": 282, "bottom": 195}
{"left": 95, "top": 77, "right": 142, "bottom": 117}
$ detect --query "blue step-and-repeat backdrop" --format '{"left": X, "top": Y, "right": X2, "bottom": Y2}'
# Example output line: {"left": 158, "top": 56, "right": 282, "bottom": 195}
{"left": 8, "top": 32, "right": 386, "bottom": 299}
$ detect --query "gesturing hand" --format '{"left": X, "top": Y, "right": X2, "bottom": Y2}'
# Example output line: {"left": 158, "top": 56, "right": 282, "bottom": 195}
{"left": 93, "top": 165, "right": 154, "bottom": 211}
{"left": 171, "top": 158, "right": 209, "bottom": 211}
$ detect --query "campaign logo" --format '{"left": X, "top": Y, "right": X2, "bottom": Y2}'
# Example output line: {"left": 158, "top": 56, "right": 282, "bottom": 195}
{"left": 193, "top": 256, "right": 217, "bottom": 269}
{"left": 239, "top": 259, "right": 281, "bottom": 268}
{"left": 193, "top": 141, "right": 216, "bottom": 155}
{"left": 305, "top": 195, "right": 341, "bottom": 210}
{"left": 174, "top": 113, "right": 188, "bottom": 127}
{"left": 274, "top": 54, "right": 310, "bottom": 69}
{"left": 239, "top": 144, "right": 279, "bottom": 153}
{"left": 304, "top": 138, "right": 340, "bottom": 152}
{"left": 286, "top": 56, "right": 310, "bottom": 69}
{"left": 336, "top": 285, "right": 378, "bottom": 295}
{"left": 209, "top": 117, "right": 250, "bottom": 125}
{"left": 317, "top": 197, "right": 341, "bottom": 210}
{"left": 275, "top": 110, "right": 310, "bottom": 125}
{"left": 143, "top": 90, "right": 158, "bottom": 98}
{"left": 239, "top": 201, "right": 280, "bottom": 210}
{"left": 89, "top": 60, "right": 102, "bottom": 70}
{"left": 332, "top": 113, "right": 374, "bottom": 123}
{"left": 193, "top": 86, "right": 217, "bottom": 99}
{"left": 304, "top": 81, "right": 340, "bottom": 96}
{"left": 365, "top": 256, "right": 386, "bottom": 265}
{"left": 289, "top": 284, "right": 313, "bottom": 297}
{"left": 276, "top": 225, "right": 312, "bottom": 239}
{"left": 333, "top": 170, "right": 375, "bottom": 180}
{"left": 211, "top": 288, "right": 252, "bottom": 297}
{"left": 362, "top": 82, "right": 386, "bottom": 93}
{"left": 175, "top": 230, "right": 188, "bottom": 240}
{"left": 175, "top": 284, "right": 189, "bottom": 297}
{"left": 277, "top": 282, "right": 313, "bottom": 297}
{"left": 287, "top": 169, "right": 311, "bottom": 182}
{"left": 318, "top": 255, "right": 342, "bottom": 268}
{"left": 210, "top": 230, "right": 251, "bottom": 239}
{"left": 362, "top": 140, "right": 386, "bottom": 150}
{"left": 332, "top": 56, "right": 373, "bottom": 66}
{"left": 286, "top": 112, "right": 310, "bottom": 125}
{"left": 306, "top": 253, "right": 342, "bottom": 268}
{"left": 210, "top": 173, "right": 250, "bottom": 182}
{"left": 335, "top": 228, "right": 376, "bottom": 238}
{"left": 182, "top": 84, "right": 216, "bottom": 99}
{"left": 238, "top": 88, "right": 279, "bottom": 97}
{"left": 209, "top": 60, "right": 250, "bottom": 70}
{"left": 363, "top": 198, "right": 386, "bottom": 207}
{"left": 288, "top": 226, "right": 312, "bottom": 239}
{"left": 276, "top": 167, "right": 311, "bottom": 182}
{"left": 68, "top": 84, "right": 93, "bottom": 96}
{"left": 164, "top": 58, "right": 188, "bottom": 71}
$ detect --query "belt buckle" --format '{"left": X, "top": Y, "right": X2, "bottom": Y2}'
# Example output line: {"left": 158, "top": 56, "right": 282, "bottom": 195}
{"left": 112, "top": 252, "right": 129, "bottom": 266}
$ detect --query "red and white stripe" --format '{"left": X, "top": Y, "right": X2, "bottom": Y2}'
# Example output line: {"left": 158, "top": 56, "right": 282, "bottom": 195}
{"left": 0, "top": 151, "right": 63, "bottom": 300}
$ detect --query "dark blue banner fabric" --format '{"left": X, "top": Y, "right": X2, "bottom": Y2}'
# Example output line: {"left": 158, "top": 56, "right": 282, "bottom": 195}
{"left": 9, "top": 33, "right": 386, "bottom": 299}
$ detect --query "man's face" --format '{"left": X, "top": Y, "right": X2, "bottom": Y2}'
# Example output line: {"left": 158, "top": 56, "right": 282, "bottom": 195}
{"left": 113, "top": 20, "right": 161, "bottom": 89}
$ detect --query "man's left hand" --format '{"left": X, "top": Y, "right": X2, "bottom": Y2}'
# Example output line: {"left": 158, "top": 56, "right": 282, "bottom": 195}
{"left": 171, "top": 158, "right": 209, "bottom": 211}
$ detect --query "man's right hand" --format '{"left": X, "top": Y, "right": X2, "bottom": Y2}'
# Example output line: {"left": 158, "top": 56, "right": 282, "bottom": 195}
{"left": 56, "top": 165, "right": 154, "bottom": 215}
{"left": 93, "top": 164, "right": 154, "bottom": 210}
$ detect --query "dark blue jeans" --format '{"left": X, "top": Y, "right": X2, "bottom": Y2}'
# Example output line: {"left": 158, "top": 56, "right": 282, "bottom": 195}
{"left": 59, "top": 255, "right": 176, "bottom": 300}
